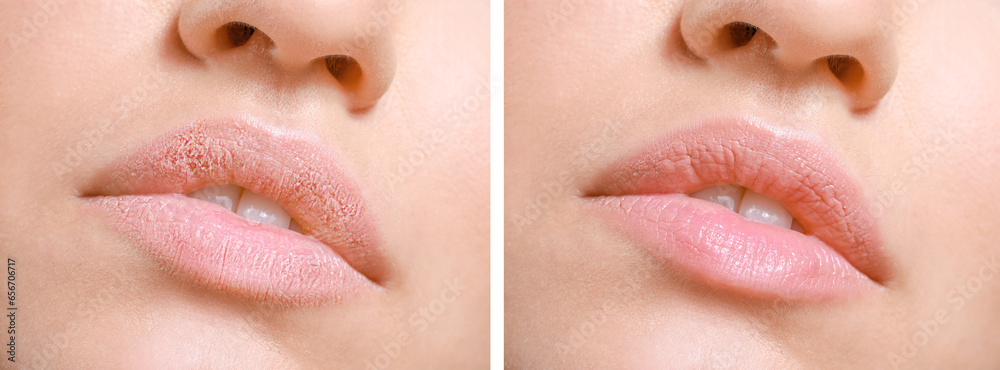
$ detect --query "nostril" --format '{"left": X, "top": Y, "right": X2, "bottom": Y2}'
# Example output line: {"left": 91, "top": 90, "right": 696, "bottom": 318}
{"left": 325, "top": 55, "right": 362, "bottom": 88}
{"left": 222, "top": 22, "right": 256, "bottom": 48}
{"left": 826, "top": 55, "right": 864, "bottom": 86}
{"left": 725, "top": 21, "right": 758, "bottom": 48}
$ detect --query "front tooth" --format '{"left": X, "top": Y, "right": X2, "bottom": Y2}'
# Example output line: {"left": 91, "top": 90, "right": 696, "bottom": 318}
{"left": 738, "top": 190, "right": 793, "bottom": 229}
{"left": 690, "top": 184, "right": 746, "bottom": 212}
{"left": 236, "top": 190, "right": 291, "bottom": 229}
{"left": 188, "top": 184, "right": 243, "bottom": 212}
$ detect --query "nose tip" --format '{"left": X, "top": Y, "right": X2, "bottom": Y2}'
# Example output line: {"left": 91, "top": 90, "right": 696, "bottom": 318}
{"left": 178, "top": 0, "right": 399, "bottom": 111}
{"left": 680, "top": 0, "right": 899, "bottom": 111}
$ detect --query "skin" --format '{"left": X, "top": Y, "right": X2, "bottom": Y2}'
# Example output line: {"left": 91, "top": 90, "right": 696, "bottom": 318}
{"left": 506, "top": 0, "right": 1000, "bottom": 368}
{"left": 0, "top": 0, "right": 488, "bottom": 368}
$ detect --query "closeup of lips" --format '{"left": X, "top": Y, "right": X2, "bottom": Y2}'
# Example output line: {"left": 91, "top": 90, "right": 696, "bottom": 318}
{"left": 79, "top": 116, "right": 388, "bottom": 306}
{"left": 585, "top": 116, "right": 892, "bottom": 301}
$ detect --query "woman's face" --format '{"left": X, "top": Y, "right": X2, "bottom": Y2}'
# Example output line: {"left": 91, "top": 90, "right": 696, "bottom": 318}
{"left": 506, "top": 0, "right": 1000, "bottom": 368}
{"left": 1, "top": 0, "right": 488, "bottom": 367}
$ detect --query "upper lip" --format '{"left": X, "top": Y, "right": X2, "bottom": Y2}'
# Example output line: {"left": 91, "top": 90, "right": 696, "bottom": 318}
{"left": 586, "top": 115, "right": 892, "bottom": 285}
{"left": 81, "top": 115, "right": 390, "bottom": 284}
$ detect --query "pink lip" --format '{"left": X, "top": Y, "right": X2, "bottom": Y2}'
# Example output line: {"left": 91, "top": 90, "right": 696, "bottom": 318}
{"left": 586, "top": 116, "right": 891, "bottom": 300}
{"left": 80, "top": 116, "right": 387, "bottom": 306}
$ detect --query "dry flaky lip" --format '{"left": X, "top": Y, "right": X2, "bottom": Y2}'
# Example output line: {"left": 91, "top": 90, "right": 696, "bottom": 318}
{"left": 586, "top": 115, "right": 893, "bottom": 288}
{"left": 79, "top": 115, "right": 389, "bottom": 305}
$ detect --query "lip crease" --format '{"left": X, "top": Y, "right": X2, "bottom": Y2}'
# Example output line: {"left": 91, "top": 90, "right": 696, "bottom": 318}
{"left": 585, "top": 115, "right": 892, "bottom": 301}
{"left": 79, "top": 115, "right": 388, "bottom": 306}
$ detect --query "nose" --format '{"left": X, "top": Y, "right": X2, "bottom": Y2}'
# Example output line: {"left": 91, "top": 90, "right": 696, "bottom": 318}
{"left": 679, "top": 0, "right": 899, "bottom": 111}
{"left": 178, "top": 0, "right": 398, "bottom": 111}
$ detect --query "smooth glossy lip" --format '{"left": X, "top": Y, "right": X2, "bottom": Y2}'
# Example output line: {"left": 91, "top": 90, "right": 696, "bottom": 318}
{"left": 79, "top": 116, "right": 388, "bottom": 306}
{"left": 585, "top": 115, "right": 892, "bottom": 301}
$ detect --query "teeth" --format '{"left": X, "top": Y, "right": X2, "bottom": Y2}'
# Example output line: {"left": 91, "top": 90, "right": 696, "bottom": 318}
{"left": 738, "top": 189, "right": 794, "bottom": 229}
{"left": 690, "top": 184, "right": 745, "bottom": 212}
{"left": 188, "top": 184, "right": 243, "bottom": 212}
{"left": 690, "top": 185, "right": 799, "bottom": 231}
{"left": 187, "top": 185, "right": 296, "bottom": 231}
{"left": 236, "top": 190, "right": 292, "bottom": 229}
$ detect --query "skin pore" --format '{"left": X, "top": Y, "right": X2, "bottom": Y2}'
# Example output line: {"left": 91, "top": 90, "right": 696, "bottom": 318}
{"left": 505, "top": 0, "right": 1000, "bottom": 368}
{"left": 1, "top": 0, "right": 488, "bottom": 367}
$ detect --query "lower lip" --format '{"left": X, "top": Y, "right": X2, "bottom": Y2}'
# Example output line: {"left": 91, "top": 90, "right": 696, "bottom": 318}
{"left": 85, "top": 194, "right": 376, "bottom": 306}
{"left": 589, "top": 194, "right": 878, "bottom": 300}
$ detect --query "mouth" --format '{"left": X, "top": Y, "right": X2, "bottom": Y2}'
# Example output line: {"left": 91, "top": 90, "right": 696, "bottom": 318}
{"left": 584, "top": 116, "right": 892, "bottom": 301}
{"left": 79, "top": 116, "right": 388, "bottom": 306}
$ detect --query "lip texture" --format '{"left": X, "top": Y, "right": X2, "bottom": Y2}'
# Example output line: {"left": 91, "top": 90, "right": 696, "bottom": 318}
{"left": 586, "top": 116, "right": 891, "bottom": 300}
{"left": 81, "top": 116, "right": 386, "bottom": 306}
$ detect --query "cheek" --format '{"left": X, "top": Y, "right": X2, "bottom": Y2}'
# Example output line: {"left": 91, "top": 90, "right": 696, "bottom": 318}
{"left": 868, "top": 0, "right": 1000, "bottom": 232}
{"left": 900, "top": 2, "right": 1000, "bottom": 228}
